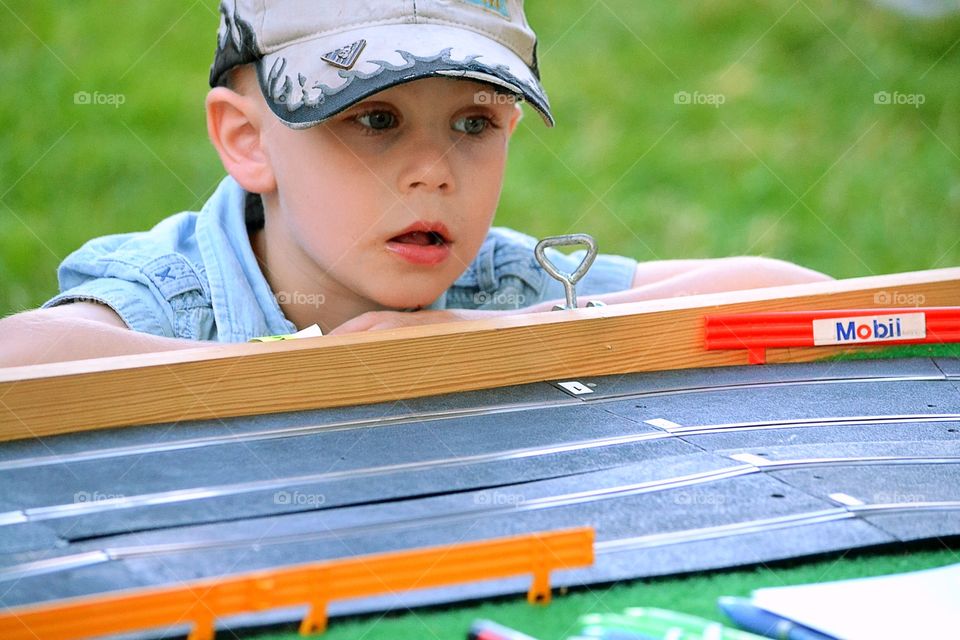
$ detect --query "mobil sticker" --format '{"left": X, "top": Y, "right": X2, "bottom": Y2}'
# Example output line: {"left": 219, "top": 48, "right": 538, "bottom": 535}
{"left": 812, "top": 312, "right": 926, "bottom": 346}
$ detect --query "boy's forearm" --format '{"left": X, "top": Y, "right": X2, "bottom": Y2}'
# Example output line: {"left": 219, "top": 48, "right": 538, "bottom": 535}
{"left": 522, "top": 281, "right": 694, "bottom": 313}
{"left": 0, "top": 315, "right": 202, "bottom": 368}
{"left": 523, "top": 257, "right": 833, "bottom": 313}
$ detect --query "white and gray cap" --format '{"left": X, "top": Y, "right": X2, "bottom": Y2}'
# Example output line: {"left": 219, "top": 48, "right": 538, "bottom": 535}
{"left": 209, "top": 0, "right": 554, "bottom": 128}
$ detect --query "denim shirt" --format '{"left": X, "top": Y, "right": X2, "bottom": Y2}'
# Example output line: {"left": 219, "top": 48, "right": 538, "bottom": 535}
{"left": 42, "top": 176, "right": 638, "bottom": 342}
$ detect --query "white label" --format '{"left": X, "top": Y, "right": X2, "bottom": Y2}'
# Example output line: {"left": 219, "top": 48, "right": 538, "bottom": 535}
{"left": 812, "top": 312, "right": 925, "bottom": 346}
{"left": 829, "top": 492, "right": 865, "bottom": 506}
{"left": 728, "top": 453, "right": 772, "bottom": 467}
{"left": 557, "top": 381, "right": 593, "bottom": 395}
{"left": 644, "top": 418, "right": 683, "bottom": 431}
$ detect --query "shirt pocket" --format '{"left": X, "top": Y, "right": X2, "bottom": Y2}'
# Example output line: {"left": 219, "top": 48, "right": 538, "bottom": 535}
{"left": 139, "top": 255, "right": 216, "bottom": 341}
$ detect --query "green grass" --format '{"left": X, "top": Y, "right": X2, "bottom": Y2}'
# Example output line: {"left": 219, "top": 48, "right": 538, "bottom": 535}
{"left": 1, "top": 1, "right": 959, "bottom": 315}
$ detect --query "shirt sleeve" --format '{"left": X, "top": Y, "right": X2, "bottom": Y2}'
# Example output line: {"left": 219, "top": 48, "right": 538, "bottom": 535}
{"left": 39, "top": 233, "right": 192, "bottom": 339}
{"left": 42, "top": 277, "right": 176, "bottom": 338}
{"left": 444, "top": 227, "right": 638, "bottom": 311}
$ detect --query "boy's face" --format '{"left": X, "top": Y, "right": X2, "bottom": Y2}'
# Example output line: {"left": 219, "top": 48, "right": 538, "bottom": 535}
{"left": 257, "top": 76, "right": 522, "bottom": 311}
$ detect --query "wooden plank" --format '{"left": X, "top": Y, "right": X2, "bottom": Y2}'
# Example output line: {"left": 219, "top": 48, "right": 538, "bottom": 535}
{"left": 0, "top": 267, "right": 957, "bottom": 442}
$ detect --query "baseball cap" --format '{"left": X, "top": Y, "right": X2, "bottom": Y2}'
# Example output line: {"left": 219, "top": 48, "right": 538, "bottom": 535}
{"left": 209, "top": 0, "right": 554, "bottom": 128}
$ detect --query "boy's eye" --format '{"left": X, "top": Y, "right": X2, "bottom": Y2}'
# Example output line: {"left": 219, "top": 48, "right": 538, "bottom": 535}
{"left": 452, "top": 116, "right": 490, "bottom": 135}
{"left": 356, "top": 110, "right": 397, "bottom": 130}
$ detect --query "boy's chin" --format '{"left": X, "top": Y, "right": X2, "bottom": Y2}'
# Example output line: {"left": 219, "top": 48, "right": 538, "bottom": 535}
{"left": 372, "top": 286, "right": 448, "bottom": 312}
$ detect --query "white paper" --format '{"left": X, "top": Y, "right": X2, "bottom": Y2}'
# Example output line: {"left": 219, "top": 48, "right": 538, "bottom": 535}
{"left": 291, "top": 323, "right": 324, "bottom": 338}
{"left": 750, "top": 562, "right": 960, "bottom": 639}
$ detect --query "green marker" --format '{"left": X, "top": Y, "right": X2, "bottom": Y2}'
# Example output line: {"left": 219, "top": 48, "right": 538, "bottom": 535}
{"left": 579, "top": 610, "right": 766, "bottom": 640}
{"left": 626, "top": 607, "right": 766, "bottom": 639}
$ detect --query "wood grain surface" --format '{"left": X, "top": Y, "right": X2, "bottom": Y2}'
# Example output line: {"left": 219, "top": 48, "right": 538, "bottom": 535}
{"left": 1, "top": 267, "right": 957, "bottom": 442}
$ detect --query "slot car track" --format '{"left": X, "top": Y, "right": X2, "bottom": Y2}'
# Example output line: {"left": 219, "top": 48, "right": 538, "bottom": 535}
{"left": 1, "top": 356, "right": 958, "bottom": 636}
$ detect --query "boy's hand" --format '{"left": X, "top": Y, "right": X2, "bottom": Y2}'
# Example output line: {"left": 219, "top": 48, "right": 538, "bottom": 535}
{"left": 328, "top": 308, "right": 509, "bottom": 335}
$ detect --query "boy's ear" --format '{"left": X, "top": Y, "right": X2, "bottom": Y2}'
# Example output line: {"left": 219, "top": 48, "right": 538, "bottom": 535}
{"left": 508, "top": 104, "right": 523, "bottom": 135}
{"left": 205, "top": 87, "right": 276, "bottom": 194}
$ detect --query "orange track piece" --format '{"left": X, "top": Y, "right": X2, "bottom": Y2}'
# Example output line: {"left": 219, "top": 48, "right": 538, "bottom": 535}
{"left": 0, "top": 526, "right": 594, "bottom": 639}
{"left": 705, "top": 307, "right": 960, "bottom": 364}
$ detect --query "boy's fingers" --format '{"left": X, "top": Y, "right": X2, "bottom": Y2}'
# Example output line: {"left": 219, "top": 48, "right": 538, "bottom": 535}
{"left": 329, "top": 308, "right": 499, "bottom": 335}
{"left": 327, "top": 318, "right": 370, "bottom": 335}
{"left": 328, "top": 311, "right": 402, "bottom": 335}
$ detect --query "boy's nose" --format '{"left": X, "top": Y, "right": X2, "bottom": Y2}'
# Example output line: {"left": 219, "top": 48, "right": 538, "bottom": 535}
{"left": 397, "top": 134, "right": 455, "bottom": 194}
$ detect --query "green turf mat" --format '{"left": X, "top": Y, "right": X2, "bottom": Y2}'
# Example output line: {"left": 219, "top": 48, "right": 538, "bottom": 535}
{"left": 827, "top": 342, "right": 960, "bottom": 360}
{"left": 242, "top": 542, "right": 958, "bottom": 639}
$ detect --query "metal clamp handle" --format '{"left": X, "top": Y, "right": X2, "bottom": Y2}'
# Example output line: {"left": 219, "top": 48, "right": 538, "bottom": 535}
{"left": 534, "top": 234, "right": 606, "bottom": 311}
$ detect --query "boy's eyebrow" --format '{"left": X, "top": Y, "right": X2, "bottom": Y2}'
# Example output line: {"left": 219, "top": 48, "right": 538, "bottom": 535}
{"left": 341, "top": 93, "right": 505, "bottom": 115}
{"left": 335, "top": 99, "right": 397, "bottom": 116}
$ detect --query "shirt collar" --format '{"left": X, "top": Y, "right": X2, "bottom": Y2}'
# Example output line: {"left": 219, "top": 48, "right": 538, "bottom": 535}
{"left": 195, "top": 176, "right": 296, "bottom": 342}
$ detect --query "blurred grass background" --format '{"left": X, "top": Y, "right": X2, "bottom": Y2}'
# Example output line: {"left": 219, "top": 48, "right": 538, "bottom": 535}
{"left": 1, "top": 1, "right": 958, "bottom": 317}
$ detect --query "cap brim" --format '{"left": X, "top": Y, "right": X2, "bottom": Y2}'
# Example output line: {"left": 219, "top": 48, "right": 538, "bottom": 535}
{"left": 255, "top": 23, "right": 554, "bottom": 129}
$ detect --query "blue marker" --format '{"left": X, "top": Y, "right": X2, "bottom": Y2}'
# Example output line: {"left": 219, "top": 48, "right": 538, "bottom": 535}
{"left": 718, "top": 597, "right": 837, "bottom": 640}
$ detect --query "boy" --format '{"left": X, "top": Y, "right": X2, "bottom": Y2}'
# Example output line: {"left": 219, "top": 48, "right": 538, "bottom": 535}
{"left": 0, "top": 0, "right": 829, "bottom": 367}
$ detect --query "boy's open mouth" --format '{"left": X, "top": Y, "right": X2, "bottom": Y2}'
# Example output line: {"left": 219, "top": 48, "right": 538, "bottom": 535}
{"left": 385, "top": 223, "right": 453, "bottom": 266}
{"left": 388, "top": 230, "right": 448, "bottom": 246}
